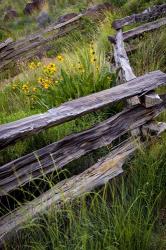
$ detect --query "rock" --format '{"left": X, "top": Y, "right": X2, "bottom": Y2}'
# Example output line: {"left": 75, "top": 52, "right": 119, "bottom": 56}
{"left": 3, "top": 8, "right": 18, "bottom": 21}
{"left": 37, "top": 11, "right": 51, "bottom": 27}
{"left": 24, "top": 3, "right": 35, "bottom": 15}
{"left": 32, "top": 0, "right": 46, "bottom": 11}
{"left": 24, "top": 0, "right": 45, "bottom": 15}
{"left": 84, "top": 3, "right": 113, "bottom": 19}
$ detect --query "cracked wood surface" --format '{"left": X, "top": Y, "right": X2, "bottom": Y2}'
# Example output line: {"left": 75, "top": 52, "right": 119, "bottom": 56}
{"left": 0, "top": 70, "right": 166, "bottom": 149}
{"left": 112, "top": 3, "right": 166, "bottom": 30}
{"left": 1, "top": 94, "right": 166, "bottom": 195}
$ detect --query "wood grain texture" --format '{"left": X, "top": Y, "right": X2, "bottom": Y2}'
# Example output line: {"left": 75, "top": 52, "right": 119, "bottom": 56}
{"left": 1, "top": 94, "right": 166, "bottom": 195}
{"left": 112, "top": 3, "right": 166, "bottom": 30}
{"left": 0, "top": 138, "right": 139, "bottom": 246}
{"left": 1, "top": 70, "right": 166, "bottom": 149}
{"left": 123, "top": 17, "right": 166, "bottom": 42}
{"left": 112, "top": 29, "right": 136, "bottom": 82}
{"left": 109, "top": 29, "right": 140, "bottom": 106}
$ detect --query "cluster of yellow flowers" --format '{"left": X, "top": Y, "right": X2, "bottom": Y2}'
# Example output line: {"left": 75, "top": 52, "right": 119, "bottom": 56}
{"left": 28, "top": 61, "right": 41, "bottom": 70}
{"left": 38, "top": 77, "right": 53, "bottom": 89}
{"left": 77, "top": 62, "right": 85, "bottom": 73}
{"left": 43, "top": 63, "right": 57, "bottom": 75}
{"left": 89, "top": 43, "right": 97, "bottom": 64}
{"left": 21, "top": 83, "right": 38, "bottom": 94}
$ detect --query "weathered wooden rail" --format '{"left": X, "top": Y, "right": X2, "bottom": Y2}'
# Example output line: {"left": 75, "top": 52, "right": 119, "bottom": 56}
{"left": 0, "top": 70, "right": 165, "bottom": 149}
{"left": 1, "top": 3, "right": 166, "bottom": 247}
{"left": 0, "top": 3, "right": 112, "bottom": 71}
{"left": 0, "top": 14, "right": 82, "bottom": 70}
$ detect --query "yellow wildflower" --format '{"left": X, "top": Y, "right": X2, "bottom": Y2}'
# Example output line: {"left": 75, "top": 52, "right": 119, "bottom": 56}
{"left": 90, "top": 48, "right": 95, "bottom": 55}
{"left": 43, "top": 83, "right": 49, "bottom": 89}
{"left": 37, "top": 77, "right": 43, "bottom": 84}
{"left": 32, "top": 87, "right": 37, "bottom": 93}
{"left": 22, "top": 83, "right": 29, "bottom": 93}
{"left": 28, "top": 62, "right": 36, "bottom": 70}
{"left": 90, "top": 57, "right": 97, "bottom": 64}
{"left": 57, "top": 55, "right": 64, "bottom": 62}
{"left": 12, "top": 84, "right": 17, "bottom": 90}
{"left": 37, "top": 62, "right": 41, "bottom": 67}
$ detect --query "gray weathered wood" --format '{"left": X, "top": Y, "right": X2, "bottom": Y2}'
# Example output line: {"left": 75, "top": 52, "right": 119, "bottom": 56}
{"left": 2, "top": 117, "right": 166, "bottom": 246}
{"left": 1, "top": 94, "right": 166, "bottom": 195}
{"left": 0, "top": 18, "right": 81, "bottom": 70}
{"left": 0, "top": 138, "right": 140, "bottom": 246}
{"left": 112, "top": 3, "right": 166, "bottom": 30}
{"left": 0, "top": 70, "right": 166, "bottom": 149}
{"left": 0, "top": 3, "right": 113, "bottom": 71}
{"left": 109, "top": 29, "right": 140, "bottom": 106}
{"left": 112, "top": 29, "right": 136, "bottom": 82}
{"left": 123, "top": 17, "right": 166, "bottom": 42}
{"left": 0, "top": 38, "right": 13, "bottom": 50}
{"left": 143, "top": 91, "right": 162, "bottom": 108}
{"left": 142, "top": 121, "right": 166, "bottom": 136}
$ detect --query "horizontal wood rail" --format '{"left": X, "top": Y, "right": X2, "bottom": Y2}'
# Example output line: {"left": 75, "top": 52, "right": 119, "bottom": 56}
{"left": 0, "top": 70, "right": 166, "bottom": 149}
{"left": 1, "top": 120, "right": 166, "bottom": 246}
{"left": 0, "top": 14, "right": 82, "bottom": 70}
{"left": 112, "top": 3, "right": 166, "bottom": 30}
{"left": 0, "top": 138, "right": 138, "bottom": 245}
{"left": 1, "top": 93, "right": 166, "bottom": 195}
{"left": 123, "top": 17, "right": 166, "bottom": 42}
{"left": 109, "top": 17, "right": 166, "bottom": 43}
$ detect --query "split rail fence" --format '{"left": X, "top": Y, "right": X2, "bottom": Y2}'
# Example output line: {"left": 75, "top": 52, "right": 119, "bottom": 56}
{"left": 1, "top": 3, "right": 166, "bottom": 246}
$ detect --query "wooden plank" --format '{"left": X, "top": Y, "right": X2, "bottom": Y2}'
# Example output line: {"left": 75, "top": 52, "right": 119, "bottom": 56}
{"left": 112, "top": 3, "right": 166, "bottom": 30}
{"left": 112, "top": 29, "right": 136, "bottom": 82}
{"left": 109, "top": 29, "right": 140, "bottom": 106}
{"left": 0, "top": 138, "right": 140, "bottom": 246}
{"left": 123, "top": 17, "right": 166, "bottom": 42}
{"left": 0, "top": 70, "right": 166, "bottom": 149}
{"left": 1, "top": 94, "right": 166, "bottom": 195}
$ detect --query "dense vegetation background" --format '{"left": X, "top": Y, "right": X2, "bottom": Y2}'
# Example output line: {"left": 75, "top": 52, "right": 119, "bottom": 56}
{"left": 0, "top": 0, "right": 166, "bottom": 249}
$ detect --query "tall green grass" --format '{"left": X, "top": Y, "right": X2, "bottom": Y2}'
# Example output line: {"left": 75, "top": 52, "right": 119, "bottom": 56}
{"left": 3, "top": 135, "right": 166, "bottom": 250}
